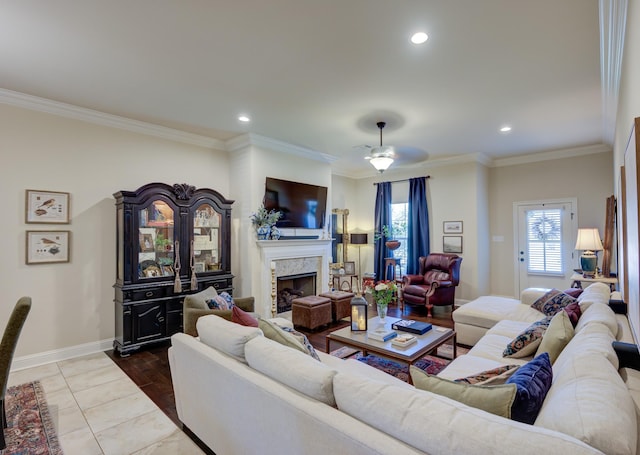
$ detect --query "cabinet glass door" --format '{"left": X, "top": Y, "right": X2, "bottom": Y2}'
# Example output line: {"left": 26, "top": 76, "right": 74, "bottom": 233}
{"left": 192, "top": 203, "right": 221, "bottom": 273}
{"left": 139, "top": 200, "right": 175, "bottom": 279}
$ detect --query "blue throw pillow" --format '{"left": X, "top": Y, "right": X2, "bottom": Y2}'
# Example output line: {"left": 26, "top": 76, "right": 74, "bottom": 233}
{"left": 506, "top": 352, "right": 552, "bottom": 424}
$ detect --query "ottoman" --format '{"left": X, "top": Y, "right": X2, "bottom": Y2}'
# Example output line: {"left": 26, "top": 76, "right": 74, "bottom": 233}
{"left": 291, "top": 295, "right": 332, "bottom": 331}
{"left": 319, "top": 290, "right": 355, "bottom": 322}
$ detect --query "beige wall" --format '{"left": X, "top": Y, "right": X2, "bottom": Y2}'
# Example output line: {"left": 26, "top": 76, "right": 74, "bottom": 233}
{"left": 489, "top": 151, "right": 613, "bottom": 297}
{"left": 0, "top": 104, "right": 229, "bottom": 358}
{"left": 614, "top": 0, "right": 640, "bottom": 343}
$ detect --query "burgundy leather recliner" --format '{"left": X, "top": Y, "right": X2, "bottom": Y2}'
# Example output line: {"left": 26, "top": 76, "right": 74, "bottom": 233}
{"left": 401, "top": 253, "right": 462, "bottom": 317}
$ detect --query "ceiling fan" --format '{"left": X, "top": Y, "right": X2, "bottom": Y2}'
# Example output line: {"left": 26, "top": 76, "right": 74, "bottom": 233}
{"left": 362, "top": 121, "right": 396, "bottom": 173}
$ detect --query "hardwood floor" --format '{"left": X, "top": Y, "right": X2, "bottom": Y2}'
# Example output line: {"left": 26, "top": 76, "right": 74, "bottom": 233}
{"left": 106, "top": 302, "right": 456, "bottom": 441}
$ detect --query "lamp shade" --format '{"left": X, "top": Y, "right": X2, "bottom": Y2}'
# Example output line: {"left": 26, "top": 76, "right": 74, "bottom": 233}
{"left": 350, "top": 233, "right": 368, "bottom": 245}
{"left": 369, "top": 155, "right": 393, "bottom": 172}
{"left": 575, "top": 228, "right": 604, "bottom": 252}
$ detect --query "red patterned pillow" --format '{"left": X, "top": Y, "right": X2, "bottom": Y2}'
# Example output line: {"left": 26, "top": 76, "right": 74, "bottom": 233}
{"left": 563, "top": 302, "right": 582, "bottom": 328}
{"left": 231, "top": 305, "right": 259, "bottom": 327}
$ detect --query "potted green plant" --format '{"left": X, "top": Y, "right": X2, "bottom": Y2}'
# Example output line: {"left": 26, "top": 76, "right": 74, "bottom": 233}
{"left": 250, "top": 204, "right": 282, "bottom": 240}
{"left": 374, "top": 225, "right": 401, "bottom": 250}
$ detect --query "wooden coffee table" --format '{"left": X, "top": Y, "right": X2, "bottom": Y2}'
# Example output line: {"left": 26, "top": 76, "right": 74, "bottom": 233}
{"left": 326, "top": 316, "right": 456, "bottom": 384}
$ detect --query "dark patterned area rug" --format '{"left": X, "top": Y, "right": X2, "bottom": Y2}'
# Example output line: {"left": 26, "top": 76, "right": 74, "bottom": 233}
{"left": 2, "top": 380, "right": 63, "bottom": 455}
{"left": 331, "top": 344, "right": 469, "bottom": 383}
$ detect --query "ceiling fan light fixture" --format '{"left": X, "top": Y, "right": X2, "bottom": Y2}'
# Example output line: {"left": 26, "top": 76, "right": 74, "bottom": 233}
{"left": 369, "top": 156, "right": 394, "bottom": 172}
{"left": 366, "top": 121, "right": 395, "bottom": 173}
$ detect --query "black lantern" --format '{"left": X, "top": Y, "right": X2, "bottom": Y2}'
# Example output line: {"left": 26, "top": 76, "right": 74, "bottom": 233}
{"left": 350, "top": 293, "right": 368, "bottom": 331}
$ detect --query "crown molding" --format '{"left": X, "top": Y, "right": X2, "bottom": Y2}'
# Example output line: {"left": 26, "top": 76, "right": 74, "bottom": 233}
{"left": 0, "top": 88, "right": 225, "bottom": 149}
{"left": 599, "top": 0, "right": 628, "bottom": 145}
{"left": 225, "top": 133, "right": 339, "bottom": 163}
{"left": 491, "top": 143, "right": 611, "bottom": 167}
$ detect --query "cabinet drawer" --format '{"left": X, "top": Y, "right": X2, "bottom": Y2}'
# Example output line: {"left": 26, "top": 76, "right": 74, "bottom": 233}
{"left": 201, "top": 278, "right": 231, "bottom": 292}
{"left": 130, "top": 288, "right": 165, "bottom": 301}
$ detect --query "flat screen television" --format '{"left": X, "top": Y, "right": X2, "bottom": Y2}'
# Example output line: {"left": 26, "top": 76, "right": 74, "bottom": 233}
{"left": 263, "top": 177, "right": 328, "bottom": 229}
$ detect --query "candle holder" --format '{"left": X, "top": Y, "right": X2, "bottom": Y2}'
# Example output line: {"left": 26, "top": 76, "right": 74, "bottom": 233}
{"left": 350, "top": 293, "right": 368, "bottom": 331}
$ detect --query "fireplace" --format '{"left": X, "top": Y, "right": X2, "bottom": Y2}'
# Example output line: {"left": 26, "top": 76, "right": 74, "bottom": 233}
{"left": 276, "top": 272, "right": 317, "bottom": 313}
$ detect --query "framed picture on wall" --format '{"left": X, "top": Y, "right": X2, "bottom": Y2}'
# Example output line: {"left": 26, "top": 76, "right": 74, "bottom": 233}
{"left": 25, "top": 190, "right": 70, "bottom": 224}
{"left": 443, "top": 221, "right": 463, "bottom": 234}
{"left": 344, "top": 261, "right": 356, "bottom": 275}
{"left": 26, "top": 230, "right": 70, "bottom": 264}
{"left": 443, "top": 236, "right": 463, "bottom": 254}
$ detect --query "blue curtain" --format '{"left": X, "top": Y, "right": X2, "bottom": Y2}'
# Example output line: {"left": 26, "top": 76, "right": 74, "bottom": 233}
{"left": 374, "top": 182, "right": 392, "bottom": 280}
{"left": 407, "top": 177, "right": 430, "bottom": 274}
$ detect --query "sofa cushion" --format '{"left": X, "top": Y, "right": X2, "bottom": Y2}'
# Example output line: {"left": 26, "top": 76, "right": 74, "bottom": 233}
{"left": 279, "top": 326, "right": 321, "bottom": 360}
{"left": 530, "top": 289, "right": 576, "bottom": 317}
{"left": 576, "top": 282, "right": 611, "bottom": 311}
{"left": 563, "top": 288, "right": 583, "bottom": 298}
{"left": 452, "top": 295, "right": 543, "bottom": 329}
{"left": 184, "top": 286, "right": 218, "bottom": 310}
{"left": 575, "top": 302, "right": 618, "bottom": 338}
{"left": 410, "top": 367, "right": 516, "bottom": 418}
{"left": 503, "top": 317, "right": 552, "bottom": 358}
{"left": 333, "top": 372, "right": 601, "bottom": 455}
{"left": 258, "top": 318, "right": 316, "bottom": 358}
{"left": 535, "top": 310, "right": 574, "bottom": 363}
{"left": 196, "top": 314, "right": 262, "bottom": 363}
{"left": 537, "top": 351, "right": 637, "bottom": 455}
{"left": 231, "top": 305, "right": 259, "bottom": 327}
{"left": 505, "top": 352, "right": 553, "bottom": 424}
{"left": 454, "top": 364, "right": 520, "bottom": 385}
{"left": 245, "top": 336, "right": 337, "bottom": 406}
{"left": 207, "top": 291, "right": 234, "bottom": 310}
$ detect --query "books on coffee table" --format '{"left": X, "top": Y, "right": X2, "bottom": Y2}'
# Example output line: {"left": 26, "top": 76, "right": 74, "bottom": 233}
{"left": 391, "top": 319, "right": 433, "bottom": 335}
{"left": 367, "top": 327, "right": 398, "bottom": 342}
{"left": 391, "top": 333, "right": 417, "bottom": 348}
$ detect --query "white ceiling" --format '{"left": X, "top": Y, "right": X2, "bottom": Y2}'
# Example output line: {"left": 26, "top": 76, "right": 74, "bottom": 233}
{"left": 0, "top": 0, "right": 604, "bottom": 177}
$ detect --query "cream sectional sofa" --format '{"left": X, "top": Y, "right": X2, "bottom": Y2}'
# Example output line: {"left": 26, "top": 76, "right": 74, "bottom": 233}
{"left": 169, "top": 284, "right": 639, "bottom": 455}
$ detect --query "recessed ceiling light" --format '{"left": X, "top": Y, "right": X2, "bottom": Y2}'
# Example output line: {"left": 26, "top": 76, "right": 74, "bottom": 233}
{"left": 238, "top": 115, "right": 250, "bottom": 122}
{"left": 410, "top": 32, "right": 429, "bottom": 44}
{"left": 500, "top": 126, "right": 512, "bottom": 133}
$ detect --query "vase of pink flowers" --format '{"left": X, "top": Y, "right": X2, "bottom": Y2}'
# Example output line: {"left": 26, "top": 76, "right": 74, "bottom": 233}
{"left": 365, "top": 280, "right": 397, "bottom": 322}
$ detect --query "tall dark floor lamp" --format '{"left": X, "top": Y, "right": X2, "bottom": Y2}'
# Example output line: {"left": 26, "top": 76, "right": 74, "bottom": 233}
{"left": 350, "top": 233, "right": 368, "bottom": 292}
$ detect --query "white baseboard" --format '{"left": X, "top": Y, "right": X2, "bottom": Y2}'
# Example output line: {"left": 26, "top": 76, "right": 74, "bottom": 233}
{"left": 12, "top": 338, "right": 114, "bottom": 372}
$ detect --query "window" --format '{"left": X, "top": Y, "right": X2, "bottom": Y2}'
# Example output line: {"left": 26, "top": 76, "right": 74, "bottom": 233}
{"left": 526, "top": 208, "right": 563, "bottom": 274}
{"left": 391, "top": 203, "right": 408, "bottom": 276}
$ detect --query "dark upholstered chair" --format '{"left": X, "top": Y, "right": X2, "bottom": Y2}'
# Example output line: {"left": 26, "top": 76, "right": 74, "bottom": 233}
{"left": 0, "top": 297, "right": 31, "bottom": 450}
{"left": 402, "top": 254, "right": 462, "bottom": 317}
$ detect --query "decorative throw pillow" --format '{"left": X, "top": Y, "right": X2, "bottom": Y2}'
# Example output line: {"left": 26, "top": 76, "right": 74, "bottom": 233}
{"left": 455, "top": 365, "right": 521, "bottom": 385}
{"left": 531, "top": 289, "right": 576, "bottom": 317}
{"left": 258, "top": 318, "right": 318, "bottom": 359}
{"left": 562, "top": 288, "right": 583, "bottom": 299}
{"left": 206, "top": 291, "right": 235, "bottom": 310}
{"left": 530, "top": 289, "right": 562, "bottom": 313}
{"left": 231, "top": 305, "right": 259, "bottom": 327}
{"left": 410, "top": 367, "right": 517, "bottom": 418}
{"left": 184, "top": 286, "right": 218, "bottom": 310}
{"left": 562, "top": 301, "right": 582, "bottom": 328}
{"left": 535, "top": 310, "right": 574, "bottom": 364}
{"left": 279, "top": 326, "right": 321, "bottom": 361}
{"left": 505, "top": 352, "right": 553, "bottom": 424}
{"left": 503, "top": 317, "right": 552, "bottom": 358}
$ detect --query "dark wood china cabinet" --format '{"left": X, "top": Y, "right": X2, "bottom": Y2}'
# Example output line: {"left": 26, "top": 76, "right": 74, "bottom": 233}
{"left": 113, "top": 182, "right": 233, "bottom": 355}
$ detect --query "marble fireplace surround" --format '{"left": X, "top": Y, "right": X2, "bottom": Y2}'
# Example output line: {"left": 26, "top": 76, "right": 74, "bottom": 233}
{"left": 257, "top": 239, "right": 332, "bottom": 318}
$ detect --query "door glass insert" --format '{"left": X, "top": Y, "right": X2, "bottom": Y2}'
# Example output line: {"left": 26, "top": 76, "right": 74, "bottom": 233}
{"left": 193, "top": 203, "right": 221, "bottom": 273}
{"left": 139, "top": 200, "right": 175, "bottom": 279}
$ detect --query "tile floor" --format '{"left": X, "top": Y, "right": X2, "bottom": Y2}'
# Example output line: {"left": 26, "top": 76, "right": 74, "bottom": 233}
{"left": 7, "top": 352, "right": 204, "bottom": 455}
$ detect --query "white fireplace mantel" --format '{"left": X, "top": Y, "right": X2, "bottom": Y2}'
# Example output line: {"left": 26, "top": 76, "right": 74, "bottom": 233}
{"left": 257, "top": 239, "right": 333, "bottom": 317}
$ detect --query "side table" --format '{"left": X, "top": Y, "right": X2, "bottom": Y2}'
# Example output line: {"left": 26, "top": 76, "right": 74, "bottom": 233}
{"left": 570, "top": 273, "right": 617, "bottom": 292}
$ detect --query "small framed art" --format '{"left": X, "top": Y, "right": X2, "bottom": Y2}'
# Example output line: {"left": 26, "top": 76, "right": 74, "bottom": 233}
{"left": 344, "top": 261, "right": 356, "bottom": 275}
{"left": 443, "top": 221, "right": 463, "bottom": 234}
{"left": 26, "top": 230, "right": 70, "bottom": 264}
{"left": 443, "top": 236, "right": 463, "bottom": 254}
{"left": 25, "top": 190, "right": 70, "bottom": 224}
